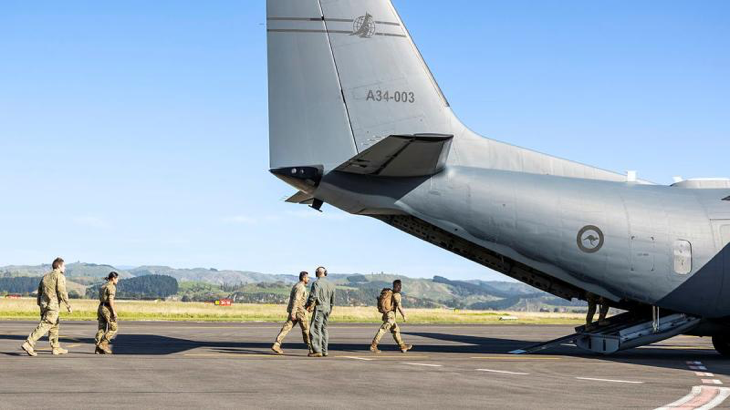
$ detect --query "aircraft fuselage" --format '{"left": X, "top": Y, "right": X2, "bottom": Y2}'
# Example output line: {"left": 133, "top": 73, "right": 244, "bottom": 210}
{"left": 313, "top": 167, "right": 730, "bottom": 318}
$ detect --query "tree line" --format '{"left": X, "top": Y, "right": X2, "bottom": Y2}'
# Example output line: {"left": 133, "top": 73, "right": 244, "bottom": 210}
{"left": 86, "top": 275, "right": 178, "bottom": 299}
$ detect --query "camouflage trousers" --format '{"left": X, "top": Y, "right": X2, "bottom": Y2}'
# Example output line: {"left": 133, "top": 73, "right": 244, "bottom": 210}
{"left": 26, "top": 308, "right": 61, "bottom": 348}
{"left": 372, "top": 311, "right": 404, "bottom": 347}
{"left": 274, "top": 310, "right": 312, "bottom": 352}
{"left": 95, "top": 305, "right": 118, "bottom": 346}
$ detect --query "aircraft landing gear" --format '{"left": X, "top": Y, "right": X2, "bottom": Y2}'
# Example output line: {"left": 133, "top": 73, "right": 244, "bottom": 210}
{"left": 712, "top": 334, "right": 730, "bottom": 357}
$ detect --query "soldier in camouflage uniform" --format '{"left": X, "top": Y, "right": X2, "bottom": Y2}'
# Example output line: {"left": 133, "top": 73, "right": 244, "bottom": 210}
{"left": 306, "top": 266, "right": 336, "bottom": 357}
{"left": 21, "top": 257, "right": 73, "bottom": 356}
{"left": 271, "top": 271, "right": 313, "bottom": 354}
{"left": 95, "top": 271, "right": 119, "bottom": 354}
{"left": 585, "top": 292, "right": 610, "bottom": 330}
{"left": 370, "top": 280, "right": 413, "bottom": 354}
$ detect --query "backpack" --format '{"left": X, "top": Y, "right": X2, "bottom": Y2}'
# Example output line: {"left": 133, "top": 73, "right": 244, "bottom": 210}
{"left": 377, "top": 288, "right": 394, "bottom": 314}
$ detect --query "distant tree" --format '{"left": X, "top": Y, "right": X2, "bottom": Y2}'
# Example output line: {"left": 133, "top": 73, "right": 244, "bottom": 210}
{"left": 68, "top": 290, "right": 82, "bottom": 299}
{"left": 86, "top": 275, "right": 178, "bottom": 300}
{"left": 0, "top": 277, "right": 40, "bottom": 295}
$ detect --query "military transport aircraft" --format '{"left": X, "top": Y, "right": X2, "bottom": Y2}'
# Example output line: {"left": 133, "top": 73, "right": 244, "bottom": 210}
{"left": 266, "top": 0, "right": 730, "bottom": 355}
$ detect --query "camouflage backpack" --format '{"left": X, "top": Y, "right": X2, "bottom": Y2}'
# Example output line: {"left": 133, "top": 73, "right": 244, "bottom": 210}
{"left": 377, "top": 288, "right": 394, "bottom": 314}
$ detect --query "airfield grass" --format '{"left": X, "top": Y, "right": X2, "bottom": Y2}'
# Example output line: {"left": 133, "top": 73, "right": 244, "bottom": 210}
{"left": 0, "top": 298, "right": 585, "bottom": 325}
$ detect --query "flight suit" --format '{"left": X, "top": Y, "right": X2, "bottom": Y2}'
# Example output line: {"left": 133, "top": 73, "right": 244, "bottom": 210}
{"left": 372, "top": 292, "right": 407, "bottom": 348}
{"left": 307, "top": 277, "right": 336, "bottom": 355}
{"left": 95, "top": 282, "right": 118, "bottom": 347}
{"left": 25, "top": 268, "right": 70, "bottom": 349}
{"left": 273, "top": 281, "right": 312, "bottom": 352}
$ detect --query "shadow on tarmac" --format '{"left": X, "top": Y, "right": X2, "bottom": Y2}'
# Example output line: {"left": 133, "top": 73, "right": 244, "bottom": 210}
{"left": 404, "top": 331, "right": 729, "bottom": 376}
{"left": 1, "top": 331, "right": 726, "bottom": 377}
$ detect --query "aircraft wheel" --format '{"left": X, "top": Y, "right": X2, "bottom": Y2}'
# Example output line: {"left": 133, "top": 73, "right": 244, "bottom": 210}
{"left": 712, "top": 335, "right": 730, "bottom": 357}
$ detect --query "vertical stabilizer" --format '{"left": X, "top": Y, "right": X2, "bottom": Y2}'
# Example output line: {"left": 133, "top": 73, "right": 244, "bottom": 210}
{"left": 267, "top": 0, "right": 456, "bottom": 171}
{"left": 267, "top": 0, "right": 358, "bottom": 171}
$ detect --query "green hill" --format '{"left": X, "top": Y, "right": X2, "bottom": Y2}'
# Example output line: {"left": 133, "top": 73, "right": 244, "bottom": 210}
{"left": 0, "top": 263, "right": 587, "bottom": 311}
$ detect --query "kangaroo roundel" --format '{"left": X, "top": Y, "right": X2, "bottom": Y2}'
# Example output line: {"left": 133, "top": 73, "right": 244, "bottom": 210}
{"left": 577, "top": 225, "right": 604, "bottom": 254}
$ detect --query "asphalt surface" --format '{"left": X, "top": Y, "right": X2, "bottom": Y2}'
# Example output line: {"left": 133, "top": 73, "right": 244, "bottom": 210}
{"left": 1, "top": 321, "right": 729, "bottom": 409}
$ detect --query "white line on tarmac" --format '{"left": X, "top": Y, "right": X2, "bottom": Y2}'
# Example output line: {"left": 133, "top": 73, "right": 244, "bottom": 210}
{"left": 404, "top": 362, "right": 442, "bottom": 367}
{"left": 697, "top": 372, "right": 715, "bottom": 377}
{"left": 341, "top": 356, "right": 374, "bottom": 361}
{"left": 655, "top": 386, "right": 730, "bottom": 410}
{"left": 687, "top": 361, "right": 703, "bottom": 365}
{"left": 690, "top": 365, "right": 709, "bottom": 371}
{"left": 575, "top": 377, "right": 643, "bottom": 384}
{"left": 702, "top": 379, "right": 723, "bottom": 385}
{"left": 476, "top": 368, "right": 529, "bottom": 375}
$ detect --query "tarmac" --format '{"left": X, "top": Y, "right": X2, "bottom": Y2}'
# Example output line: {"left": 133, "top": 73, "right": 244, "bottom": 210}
{"left": 1, "top": 321, "right": 729, "bottom": 409}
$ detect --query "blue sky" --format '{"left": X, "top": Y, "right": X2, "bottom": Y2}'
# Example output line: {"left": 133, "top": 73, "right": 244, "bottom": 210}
{"left": 0, "top": 1, "right": 728, "bottom": 280}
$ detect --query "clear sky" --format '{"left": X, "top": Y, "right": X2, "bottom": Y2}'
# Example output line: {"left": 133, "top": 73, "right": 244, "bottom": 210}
{"left": 1, "top": 1, "right": 728, "bottom": 280}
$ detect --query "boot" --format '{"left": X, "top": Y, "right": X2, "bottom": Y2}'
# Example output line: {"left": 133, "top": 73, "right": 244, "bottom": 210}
{"left": 308, "top": 352, "right": 323, "bottom": 357}
{"left": 400, "top": 344, "right": 413, "bottom": 353}
{"left": 52, "top": 347, "right": 68, "bottom": 355}
{"left": 95, "top": 345, "right": 106, "bottom": 354}
{"left": 21, "top": 342, "right": 37, "bottom": 357}
{"left": 369, "top": 343, "right": 381, "bottom": 354}
{"left": 98, "top": 341, "right": 113, "bottom": 355}
{"left": 271, "top": 343, "right": 283, "bottom": 355}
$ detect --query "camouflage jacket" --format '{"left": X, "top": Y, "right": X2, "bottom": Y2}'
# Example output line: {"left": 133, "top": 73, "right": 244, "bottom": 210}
{"left": 286, "top": 281, "right": 307, "bottom": 314}
{"left": 99, "top": 282, "right": 116, "bottom": 306}
{"left": 36, "top": 268, "right": 70, "bottom": 311}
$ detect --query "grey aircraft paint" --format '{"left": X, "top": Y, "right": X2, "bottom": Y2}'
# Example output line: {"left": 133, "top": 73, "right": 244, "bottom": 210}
{"left": 266, "top": 0, "right": 730, "bottom": 353}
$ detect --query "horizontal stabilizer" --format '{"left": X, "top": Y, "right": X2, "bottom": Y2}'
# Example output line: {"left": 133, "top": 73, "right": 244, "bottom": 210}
{"left": 335, "top": 134, "right": 453, "bottom": 177}
{"left": 285, "top": 191, "right": 315, "bottom": 205}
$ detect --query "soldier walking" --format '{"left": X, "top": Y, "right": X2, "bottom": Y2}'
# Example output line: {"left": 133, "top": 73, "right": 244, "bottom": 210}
{"left": 271, "top": 271, "right": 313, "bottom": 355}
{"left": 21, "top": 257, "right": 73, "bottom": 356}
{"left": 95, "top": 271, "right": 119, "bottom": 354}
{"left": 306, "top": 266, "right": 335, "bottom": 357}
{"left": 370, "top": 280, "right": 413, "bottom": 353}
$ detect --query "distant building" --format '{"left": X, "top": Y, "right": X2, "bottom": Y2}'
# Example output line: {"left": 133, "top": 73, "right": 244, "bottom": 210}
{"left": 214, "top": 299, "right": 233, "bottom": 306}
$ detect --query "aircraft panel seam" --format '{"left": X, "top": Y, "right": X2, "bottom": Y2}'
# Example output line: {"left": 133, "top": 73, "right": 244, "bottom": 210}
{"left": 316, "top": 0, "right": 360, "bottom": 154}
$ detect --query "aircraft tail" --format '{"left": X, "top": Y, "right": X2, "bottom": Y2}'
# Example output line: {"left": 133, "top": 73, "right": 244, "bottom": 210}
{"left": 267, "top": 0, "right": 457, "bottom": 172}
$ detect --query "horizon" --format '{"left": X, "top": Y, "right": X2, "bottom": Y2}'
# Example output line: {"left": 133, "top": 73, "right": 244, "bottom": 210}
{"left": 1, "top": 1, "right": 727, "bottom": 281}
{"left": 0, "top": 260, "right": 500, "bottom": 282}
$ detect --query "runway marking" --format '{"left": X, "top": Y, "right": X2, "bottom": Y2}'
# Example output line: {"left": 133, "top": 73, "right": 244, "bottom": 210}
{"left": 575, "top": 377, "right": 643, "bottom": 384}
{"left": 702, "top": 379, "right": 723, "bottom": 385}
{"left": 183, "top": 353, "right": 280, "bottom": 358}
{"left": 341, "top": 356, "right": 373, "bottom": 361}
{"left": 470, "top": 356, "right": 561, "bottom": 360}
{"left": 352, "top": 355, "right": 428, "bottom": 359}
{"left": 690, "top": 366, "right": 708, "bottom": 371}
{"left": 404, "top": 362, "right": 442, "bottom": 367}
{"left": 696, "top": 372, "right": 715, "bottom": 377}
{"left": 476, "top": 368, "right": 529, "bottom": 375}
{"left": 655, "top": 386, "right": 730, "bottom": 410}
{"left": 687, "top": 361, "right": 703, "bottom": 365}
